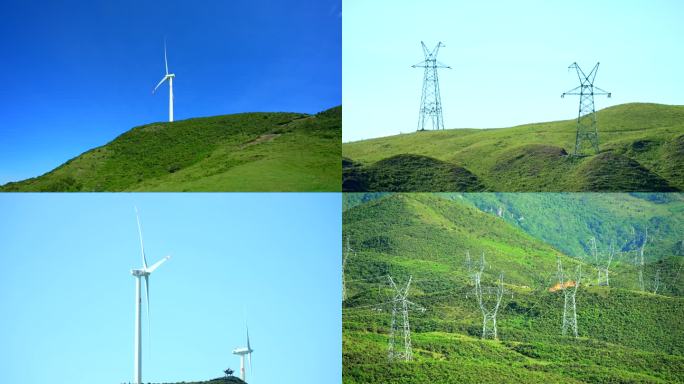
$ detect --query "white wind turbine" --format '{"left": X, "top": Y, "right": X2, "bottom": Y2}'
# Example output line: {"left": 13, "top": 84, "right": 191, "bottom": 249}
{"left": 232, "top": 326, "right": 254, "bottom": 382}
{"left": 131, "top": 207, "right": 171, "bottom": 384}
{"left": 152, "top": 40, "right": 175, "bottom": 122}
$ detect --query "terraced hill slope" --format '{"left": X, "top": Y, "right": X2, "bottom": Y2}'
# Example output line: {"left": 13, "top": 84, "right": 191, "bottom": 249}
{"left": 343, "top": 194, "right": 684, "bottom": 383}
{"left": 1, "top": 106, "right": 341, "bottom": 192}
{"left": 342, "top": 103, "right": 684, "bottom": 192}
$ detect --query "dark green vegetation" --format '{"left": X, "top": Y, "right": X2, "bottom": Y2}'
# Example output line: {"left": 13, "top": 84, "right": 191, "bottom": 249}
{"left": 343, "top": 154, "right": 485, "bottom": 192}
{"left": 343, "top": 103, "right": 684, "bottom": 192}
{"left": 343, "top": 193, "right": 684, "bottom": 383}
{"left": 2, "top": 107, "right": 341, "bottom": 192}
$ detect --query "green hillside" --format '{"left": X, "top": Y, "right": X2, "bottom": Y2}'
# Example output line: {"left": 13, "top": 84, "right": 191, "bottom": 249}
{"left": 343, "top": 193, "right": 684, "bottom": 262}
{"left": 453, "top": 193, "right": 684, "bottom": 261}
{"left": 343, "top": 194, "right": 684, "bottom": 383}
{"left": 1, "top": 106, "right": 341, "bottom": 192}
{"left": 343, "top": 103, "right": 684, "bottom": 192}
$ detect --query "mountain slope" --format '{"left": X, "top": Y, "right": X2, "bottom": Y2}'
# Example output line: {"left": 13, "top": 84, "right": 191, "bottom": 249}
{"left": 451, "top": 193, "right": 684, "bottom": 261}
{"left": 343, "top": 193, "right": 684, "bottom": 262}
{"left": 343, "top": 194, "right": 684, "bottom": 383}
{"left": 1, "top": 106, "right": 341, "bottom": 192}
{"left": 342, "top": 103, "right": 684, "bottom": 192}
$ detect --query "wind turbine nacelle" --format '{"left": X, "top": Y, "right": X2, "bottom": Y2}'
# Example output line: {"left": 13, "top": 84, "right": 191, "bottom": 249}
{"left": 167, "top": 73, "right": 175, "bottom": 78}
{"left": 232, "top": 347, "right": 250, "bottom": 355}
{"left": 131, "top": 269, "right": 150, "bottom": 277}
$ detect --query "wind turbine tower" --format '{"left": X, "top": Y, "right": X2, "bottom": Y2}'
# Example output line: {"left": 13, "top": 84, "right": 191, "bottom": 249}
{"left": 561, "top": 62, "right": 611, "bottom": 156}
{"left": 153, "top": 40, "right": 176, "bottom": 122}
{"left": 232, "top": 327, "right": 254, "bottom": 382}
{"left": 412, "top": 41, "right": 450, "bottom": 131}
{"left": 131, "top": 208, "right": 171, "bottom": 384}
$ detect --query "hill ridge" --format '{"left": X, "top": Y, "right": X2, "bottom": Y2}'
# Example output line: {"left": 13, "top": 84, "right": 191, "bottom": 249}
{"left": 343, "top": 103, "right": 684, "bottom": 192}
{"left": 2, "top": 106, "right": 341, "bottom": 192}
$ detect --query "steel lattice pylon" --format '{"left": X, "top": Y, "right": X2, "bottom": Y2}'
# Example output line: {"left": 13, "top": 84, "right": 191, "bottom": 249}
{"left": 343, "top": 237, "right": 352, "bottom": 302}
{"left": 557, "top": 256, "right": 582, "bottom": 338}
{"left": 412, "top": 41, "right": 450, "bottom": 131}
{"left": 561, "top": 62, "right": 611, "bottom": 156}
{"left": 386, "top": 275, "right": 425, "bottom": 362}
{"left": 474, "top": 272, "right": 504, "bottom": 340}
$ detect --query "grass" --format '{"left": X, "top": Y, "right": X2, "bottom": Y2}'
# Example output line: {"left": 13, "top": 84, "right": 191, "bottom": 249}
{"left": 342, "top": 193, "right": 684, "bottom": 383}
{"left": 1, "top": 106, "right": 341, "bottom": 192}
{"left": 343, "top": 103, "right": 684, "bottom": 192}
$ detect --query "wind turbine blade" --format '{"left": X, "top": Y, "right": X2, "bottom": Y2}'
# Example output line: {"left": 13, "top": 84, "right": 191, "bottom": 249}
{"left": 246, "top": 325, "right": 251, "bottom": 351}
{"left": 164, "top": 39, "right": 169, "bottom": 75}
{"left": 248, "top": 351, "right": 252, "bottom": 374}
{"left": 146, "top": 255, "right": 170, "bottom": 273}
{"left": 152, "top": 76, "right": 168, "bottom": 94}
{"left": 246, "top": 323, "right": 253, "bottom": 373}
{"left": 135, "top": 207, "right": 148, "bottom": 269}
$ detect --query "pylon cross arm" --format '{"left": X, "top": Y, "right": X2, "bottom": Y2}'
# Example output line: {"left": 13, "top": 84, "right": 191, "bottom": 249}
{"left": 404, "top": 299, "right": 425, "bottom": 312}
{"left": 592, "top": 86, "right": 611, "bottom": 96}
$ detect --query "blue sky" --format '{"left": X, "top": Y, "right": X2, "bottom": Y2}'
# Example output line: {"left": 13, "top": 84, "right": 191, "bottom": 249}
{"left": 0, "top": 193, "right": 341, "bottom": 384}
{"left": 0, "top": 0, "right": 341, "bottom": 184}
{"left": 343, "top": 0, "right": 684, "bottom": 142}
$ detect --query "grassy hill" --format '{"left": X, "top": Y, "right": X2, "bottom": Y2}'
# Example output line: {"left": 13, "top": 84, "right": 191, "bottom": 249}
{"left": 342, "top": 103, "right": 684, "bottom": 192}
{"left": 1, "top": 106, "right": 341, "bottom": 192}
{"left": 343, "top": 193, "right": 684, "bottom": 383}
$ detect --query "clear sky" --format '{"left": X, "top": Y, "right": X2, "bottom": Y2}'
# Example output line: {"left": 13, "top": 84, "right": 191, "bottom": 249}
{"left": 343, "top": 0, "right": 684, "bottom": 142}
{"left": 0, "top": 193, "right": 341, "bottom": 384}
{"left": 0, "top": 0, "right": 341, "bottom": 184}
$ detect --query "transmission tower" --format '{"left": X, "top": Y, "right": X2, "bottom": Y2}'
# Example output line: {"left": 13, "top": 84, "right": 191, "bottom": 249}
{"left": 343, "top": 237, "right": 353, "bottom": 302}
{"left": 472, "top": 252, "right": 504, "bottom": 340}
{"left": 465, "top": 250, "right": 472, "bottom": 273}
{"left": 474, "top": 273, "right": 504, "bottom": 340}
{"left": 557, "top": 256, "right": 582, "bottom": 338}
{"left": 412, "top": 41, "right": 450, "bottom": 131}
{"left": 653, "top": 268, "right": 661, "bottom": 294}
{"left": 386, "top": 275, "right": 425, "bottom": 362}
{"left": 561, "top": 62, "right": 611, "bottom": 156}
{"left": 636, "top": 228, "right": 649, "bottom": 291}
{"left": 597, "top": 242, "right": 615, "bottom": 287}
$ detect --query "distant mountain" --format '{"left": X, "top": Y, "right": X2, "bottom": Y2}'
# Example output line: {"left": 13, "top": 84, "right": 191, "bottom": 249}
{"left": 2, "top": 106, "right": 341, "bottom": 192}
{"left": 343, "top": 193, "right": 684, "bottom": 261}
{"left": 343, "top": 194, "right": 684, "bottom": 383}
{"left": 343, "top": 103, "right": 684, "bottom": 192}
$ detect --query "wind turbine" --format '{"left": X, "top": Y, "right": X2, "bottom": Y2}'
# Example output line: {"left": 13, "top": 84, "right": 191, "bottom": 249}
{"left": 152, "top": 40, "right": 175, "bottom": 122}
{"left": 232, "top": 326, "right": 254, "bottom": 382}
{"left": 131, "top": 207, "right": 171, "bottom": 384}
